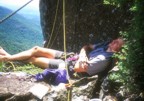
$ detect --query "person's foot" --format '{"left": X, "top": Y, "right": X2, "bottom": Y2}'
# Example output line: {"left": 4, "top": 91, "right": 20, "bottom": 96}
{"left": 0, "top": 55, "right": 4, "bottom": 62}
{"left": 0, "top": 47, "right": 10, "bottom": 62}
{"left": 0, "top": 55, "right": 10, "bottom": 62}
{"left": 0, "top": 47, "right": 10, "bottom": 56}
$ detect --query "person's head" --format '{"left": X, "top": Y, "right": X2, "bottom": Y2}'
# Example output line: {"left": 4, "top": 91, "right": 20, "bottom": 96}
{"left": 108, "top": 38, "right": 124, "bottom": 52}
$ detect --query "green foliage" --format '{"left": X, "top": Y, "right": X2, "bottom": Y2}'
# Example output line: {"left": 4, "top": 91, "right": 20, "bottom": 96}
{"left": 14, "top": 63, "right": 43, "bottom": 75}
{"left": 127, "top": 0, "right": 144, "bottom": 91}
{"left": 0, "top": 62, "right": 43, "bottom": 75}
{"left": 109, "top": 0, "right": 144, "bottom": 94}
{"left": 129, "top": 5, "right": 136, "bottom": 11}
{"left": 0, "top": 62, "right": 4, "bottom": 71}
{"left": 104, "top": 0, "right": 130, "bottom": 7}
{"left": 109, "top": 38, "right": 130, "bottom": 85}
{"left": 0, "top": 6, "right": 44, "bottom": 74}
{"left": 0, "top": 6, "right": 43, "bottom": 54}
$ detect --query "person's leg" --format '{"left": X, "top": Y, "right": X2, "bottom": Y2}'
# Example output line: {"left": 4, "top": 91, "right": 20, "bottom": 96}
{"left": 26, "top": 57, "right": 51, "bottom": 69}
{"left": 26, "top": 57, "right": 65, "bottom": 69}
{"left": 2, "top": 46, "right": 63, "bottom": 61}
{"left": 0, "top": 47, "right": 10, "bottom": 56}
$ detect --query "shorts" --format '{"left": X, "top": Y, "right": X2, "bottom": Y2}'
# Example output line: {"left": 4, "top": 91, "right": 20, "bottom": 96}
{"left": 48, "top": 50, "right": 65, "bottom": 69}
{"left": 48, "top": 59, "right": 65, "bottom": 69}
{"left": 54, "top": 50, "right": 64, "bottom": 59}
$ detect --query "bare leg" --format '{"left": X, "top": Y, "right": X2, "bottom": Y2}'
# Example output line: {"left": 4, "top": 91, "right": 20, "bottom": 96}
{"left": 26, "top": 57, "right": 66, "bottom": 69}
{"left": 1, "top": 46, "right": 59, "bottom": 61}
{"left": 0, "top": 47, "right": 10, "bottom": 62}
{"left": 26, "top": 57, "right": 51, "bottom": 69}
{"left": 0, "top": 47, "right": 10, "bottom": 56}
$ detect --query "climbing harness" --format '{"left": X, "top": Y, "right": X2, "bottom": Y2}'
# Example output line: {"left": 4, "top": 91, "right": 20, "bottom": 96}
{"left": 0, "top": 0, "right": 34, "bottom": 24}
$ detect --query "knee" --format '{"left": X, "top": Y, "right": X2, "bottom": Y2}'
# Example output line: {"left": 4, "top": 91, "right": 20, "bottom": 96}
{"left": 27, "top": 57, "right": 36, "bottom": 63}
{"left": 31, "top": 46, "right": 41, "bottom": 53}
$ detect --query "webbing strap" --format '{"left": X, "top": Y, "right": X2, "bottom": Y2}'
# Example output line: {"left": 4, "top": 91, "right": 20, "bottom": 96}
{"left": 46, "top": 0, "right": 60, "bottom": 48}
{"left": 49, "top": 20, "right": 62, "bottom": 48}
{"left": 0, "top": 0, "right": 34, "bottom": 24}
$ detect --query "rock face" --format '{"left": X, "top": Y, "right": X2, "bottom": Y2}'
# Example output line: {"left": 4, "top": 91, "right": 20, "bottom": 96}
{"left": 0, "top": 72, "right": 98, "bottom": 101}
{"left": 1, "top": 71, "right": 143, "bottom": 101}
{"left": 0, "top": 72, "right": 35, "bottom": 101}
{"left": 39, "top": 0, "right": 133, "bottom": 51}
{"left": 0, "top": 1, "right": 134, "bottom": 100}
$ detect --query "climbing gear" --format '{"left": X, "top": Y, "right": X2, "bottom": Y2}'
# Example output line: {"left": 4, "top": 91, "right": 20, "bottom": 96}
{"left": 49, "top": 20, "right": 62, "bottom": 48}
{"left": 62, "top": 0, "right": 72, "bottom": 100}
{"left": 60, "top": 52, "right": 75, "bottom": 60}
{"left": 46, "top": 0, "right": 60, "bottom": 48}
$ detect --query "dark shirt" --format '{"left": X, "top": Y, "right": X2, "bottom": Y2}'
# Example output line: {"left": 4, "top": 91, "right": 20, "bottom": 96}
{"left": 86, "top": 41, "right": 113, "bottom": 75}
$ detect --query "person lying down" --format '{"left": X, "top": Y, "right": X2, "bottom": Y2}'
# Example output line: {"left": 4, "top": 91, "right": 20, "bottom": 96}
{"left": 0, "top": 38, "right": 124, "bottom": 85}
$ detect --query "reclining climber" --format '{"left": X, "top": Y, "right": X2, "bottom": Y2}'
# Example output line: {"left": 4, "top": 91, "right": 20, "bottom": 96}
{"left": 0, "top": 38, "right": 124, "bottom": 84}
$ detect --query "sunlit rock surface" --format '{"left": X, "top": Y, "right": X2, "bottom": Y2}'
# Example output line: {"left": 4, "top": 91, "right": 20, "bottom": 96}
{"left": 0, "top": 72, "right": 98, "bottom": 101}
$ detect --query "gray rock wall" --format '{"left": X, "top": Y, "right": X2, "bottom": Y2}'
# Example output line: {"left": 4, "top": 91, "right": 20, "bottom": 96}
{"left": 39, "top": 0, "right": 133, "bottom": 52}
{"left": 0, "top": 72, "right": 98, "bottom": 101}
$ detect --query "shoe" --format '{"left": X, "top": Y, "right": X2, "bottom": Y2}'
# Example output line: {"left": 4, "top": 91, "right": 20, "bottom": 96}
{"left": 60, "top": 52, "right": 75, "bottom": 59}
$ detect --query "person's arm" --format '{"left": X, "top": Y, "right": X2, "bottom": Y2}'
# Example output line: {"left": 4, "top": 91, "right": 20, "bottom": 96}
{"left": 73, "top": 44, "right": 94, "bottom": 72}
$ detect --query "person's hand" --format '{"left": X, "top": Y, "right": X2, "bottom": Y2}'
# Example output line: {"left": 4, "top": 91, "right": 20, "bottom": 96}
{"left": 78, "top": 55, "right": 88, "bottom": 62}
{"left": 79, "top": 61, "right": 88, "bottom": 71}
{"left": 73, "top": 56, "right": 89, "bottom": 72}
